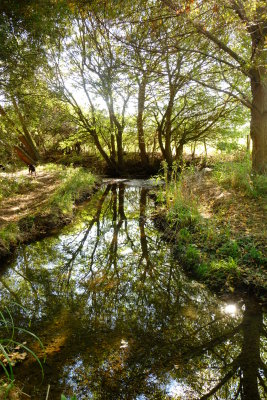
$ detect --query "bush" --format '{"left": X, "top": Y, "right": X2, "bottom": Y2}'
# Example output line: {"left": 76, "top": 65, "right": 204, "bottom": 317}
{"left": 216, "top": 141, "right": 240, "bottom": 153}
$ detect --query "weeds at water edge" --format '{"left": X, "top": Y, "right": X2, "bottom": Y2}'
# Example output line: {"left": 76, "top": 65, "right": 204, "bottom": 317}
{"left": 0, "top": 306, "right": 44, "bottom": 398}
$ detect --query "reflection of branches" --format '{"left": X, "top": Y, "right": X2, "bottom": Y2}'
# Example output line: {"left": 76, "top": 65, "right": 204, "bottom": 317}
{"left": 200, "top": 362, "right": 239, "bottom": 400}
{"left": 60, "top": 186, "right": 110, "bottom": 286}
{"left": 260, "top": 359, "right": 267, "bottom": 379}
{"left": 139, "top": 188, "right": 156, "bottom": 284}
{"left": 107, "top": 184, "right": 126, "bottom": 276}
{"left": 0, "top": 278, "right": 22, "bottom": 306}
{"left": 195, "top": 299, "right": 265, "bottom": 400}
{"left": 180, "top": 324, "right": 242, "bottom": 362}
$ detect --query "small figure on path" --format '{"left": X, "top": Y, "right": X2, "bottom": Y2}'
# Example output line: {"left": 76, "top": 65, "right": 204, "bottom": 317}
{"left": 28, "top": 164, "right": 36, "bottom": 176}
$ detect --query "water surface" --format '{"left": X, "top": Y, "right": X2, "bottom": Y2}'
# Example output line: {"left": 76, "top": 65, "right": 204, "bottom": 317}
{"left": 0, "top": 181, "right": 266, "bottom": 399}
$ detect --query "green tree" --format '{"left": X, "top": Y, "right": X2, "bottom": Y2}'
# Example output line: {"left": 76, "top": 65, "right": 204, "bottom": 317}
{"left": 161, "top": 0, "right": 267, "bottom": 173}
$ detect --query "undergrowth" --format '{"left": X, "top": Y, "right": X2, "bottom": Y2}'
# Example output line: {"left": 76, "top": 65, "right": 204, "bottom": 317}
{"left": 0, "top": 224, "right": 20, "bottom": 251}
{"left": 0, "top": 176, "right": 38, "bottom": 201}
{"left": 157, "top": 160, "right": 267, "bottom": 291}
{"left": 212, "top": 153, "right": 267, "bottom": 198}
{"left": 46, "top": 166, "right": 96, "bottom": 213}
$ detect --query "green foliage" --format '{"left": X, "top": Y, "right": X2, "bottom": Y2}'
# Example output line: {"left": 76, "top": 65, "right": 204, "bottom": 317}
{"left": 218, "top": 240, "right": 241, "bottom": 259}
{"left": 212, "top": 154, "right": 267, "bottom": 197}
{"left": 0, "top": 224, "right": 20, "bottom": 250}
{"left": 0, "top": 176, "right": 38, "bottom": 201}
{"left": 185, "top": 244, "right": 201, "bottom": 266}
{"left": 61, "top": 395, "right": 77, "bottom": 400}
{"left": 168, "top": 201, "right": 200, "bottom": 230}
{"left": 47, "top": 166, "right": 96, "bottom": 213}
{"left": 209, "top": 257, "right": 239, "bottom": 275}
{"left": 178, "top": 227, "right": 192, "bottom": 243}
{"left": 216, "top": 141, "right": 241, "bottom": 153}
{"left": 240, "top": 240, "right": 267, "bottom": 266}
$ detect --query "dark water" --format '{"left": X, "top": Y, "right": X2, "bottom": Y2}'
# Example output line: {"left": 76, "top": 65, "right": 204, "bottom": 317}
{"left": 0, "top": 181, "right": 266, "bottom": 399}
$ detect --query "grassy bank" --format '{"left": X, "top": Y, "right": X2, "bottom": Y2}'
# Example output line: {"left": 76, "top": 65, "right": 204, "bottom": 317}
{"left": 0, "top": 165, "right": 98, "bottom": 261}
{"left": 155, "top": 156, "right": 267, "bottom": 299}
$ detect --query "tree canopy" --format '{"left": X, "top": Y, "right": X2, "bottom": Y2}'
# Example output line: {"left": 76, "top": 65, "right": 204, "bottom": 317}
{"left": 0, "top": 0, "right": 265, "bottom": 173}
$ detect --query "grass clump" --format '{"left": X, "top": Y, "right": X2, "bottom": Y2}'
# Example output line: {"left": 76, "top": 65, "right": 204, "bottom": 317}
{"left": 218, "top": 240, "right": 241, "bottom": 259}
{"left": 212, "top": 154, "right": 267, "bottom": 198}
{"left": 0, "top": 224, "right": 20, "bottom": 250}
{"left": 47, "top": 166, "right": 96, "bottom": 213}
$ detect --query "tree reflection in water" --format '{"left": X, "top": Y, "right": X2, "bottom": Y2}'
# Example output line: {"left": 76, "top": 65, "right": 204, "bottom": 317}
{"left": 0, "top": 182, "right": 266, "bottom": 399}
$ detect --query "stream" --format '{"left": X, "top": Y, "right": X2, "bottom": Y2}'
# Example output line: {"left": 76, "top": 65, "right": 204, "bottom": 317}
{"left": 0, "top": 180, "right": 266, "bottom": 399}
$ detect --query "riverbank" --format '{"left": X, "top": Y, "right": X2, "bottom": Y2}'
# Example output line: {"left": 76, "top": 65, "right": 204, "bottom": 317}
{"left": 0, "top": 165, "right": 98, "bottom": 262}
{"left": 154, "top": 158, "right": 267, "bottom": 301}
{"left": 1, "top": 179, "right": 265, "bottom": 399}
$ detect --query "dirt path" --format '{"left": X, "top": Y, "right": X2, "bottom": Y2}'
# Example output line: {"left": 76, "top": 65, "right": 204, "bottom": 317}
{"left": 0, "top": 169, "right": 60, "bottom": 227}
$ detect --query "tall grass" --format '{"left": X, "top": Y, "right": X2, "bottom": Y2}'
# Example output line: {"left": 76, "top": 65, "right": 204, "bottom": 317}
{"left": 47, "top": 167, "right": 96, "bottom": 213}
{"left": 212, "top": 154, "right": 267, "bottom": 197}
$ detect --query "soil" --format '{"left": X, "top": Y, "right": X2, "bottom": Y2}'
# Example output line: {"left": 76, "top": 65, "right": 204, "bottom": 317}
{"left": 0, "top": 169, "right": 60, "bottom": 225}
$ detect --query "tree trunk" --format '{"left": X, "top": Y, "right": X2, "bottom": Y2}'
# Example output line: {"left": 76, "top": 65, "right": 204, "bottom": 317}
{"left": 116, "top": 128, "right": 124, "bottom": 171}
{"left": 175, "top": 142, "right": 184, "bottom": 161}
{"left": 137, "top": 78, "right": 149, "bottom": 165}
{"left": 11, "top": 96, "right": 40, "bottom": 161}
{"left": 90, "top": 128, "right": 118, "bottom": 172}
{"left": 203, "top": 138, "right": 208, "bottom": 156}
{"left": 164, "top": 90, "right": 175, "bottom": 169}
{"left": 192, "top": 141, "right": 196, "bottom": 159}
{"left": 250, "top": 72, "right": 267, "bottom": 173}
{"left": 110, "top": 132, "right": 116, "bottom": 162}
